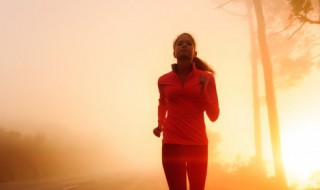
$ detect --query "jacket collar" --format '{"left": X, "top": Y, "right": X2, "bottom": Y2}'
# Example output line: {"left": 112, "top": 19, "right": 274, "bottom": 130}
{"left": 171, "top": 62, "right": 196, "bottom": 73}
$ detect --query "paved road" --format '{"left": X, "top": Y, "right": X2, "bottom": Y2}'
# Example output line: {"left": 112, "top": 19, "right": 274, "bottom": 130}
{"left": 0, "top": 172, "right": 168, "bottom": 190}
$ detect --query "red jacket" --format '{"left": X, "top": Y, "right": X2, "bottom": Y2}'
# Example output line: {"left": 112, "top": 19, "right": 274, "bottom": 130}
{"left": 158, "top": 63, "right": 220, "bottom": 145}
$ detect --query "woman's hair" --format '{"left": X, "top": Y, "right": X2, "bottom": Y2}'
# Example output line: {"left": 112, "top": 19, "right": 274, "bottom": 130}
{"left": 173, "top": 33, "right": 215, "bottom": 74}
{"left": 193, "top": 57, "right": 214, "bottom": 74}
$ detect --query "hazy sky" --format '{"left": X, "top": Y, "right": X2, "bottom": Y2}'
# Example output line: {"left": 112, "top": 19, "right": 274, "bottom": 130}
{"left": 1, "top": 0, "right": 320, "bottom": 186}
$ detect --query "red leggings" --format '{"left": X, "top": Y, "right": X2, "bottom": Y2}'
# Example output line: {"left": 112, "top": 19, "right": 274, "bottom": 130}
{"left": 162, "top": 144, "right": 208, "bottom": 190}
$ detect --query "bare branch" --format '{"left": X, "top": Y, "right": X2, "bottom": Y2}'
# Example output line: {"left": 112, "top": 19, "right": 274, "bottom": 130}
{"left": 215, "top": 0, "right": 236, "bottom": 9}
{"left": 270, "top": 17, "right": 300, "bottom": 36}
{"left": 298, "top": 15, "right": 320, "bottom": 24}
{"left": 214, "top": 0, "right": 247, "bottom": 18}
{"left": 289, "top": 22, "right": 306, "bottom": 39}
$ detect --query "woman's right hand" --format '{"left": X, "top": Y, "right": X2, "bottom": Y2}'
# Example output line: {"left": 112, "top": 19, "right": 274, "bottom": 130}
{"left": 153, "top": 126, "right": 163, "bottom": 137}
{"left": 200, "top": 74, "right": 209, "bottom": 91}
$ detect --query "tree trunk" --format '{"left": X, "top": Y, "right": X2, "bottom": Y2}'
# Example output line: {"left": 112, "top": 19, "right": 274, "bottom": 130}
{"left": 252, "top": 0, "right": 288, "bottom": 189}
{"left": 246, "top": 1, "right": 263, "bottom": 164}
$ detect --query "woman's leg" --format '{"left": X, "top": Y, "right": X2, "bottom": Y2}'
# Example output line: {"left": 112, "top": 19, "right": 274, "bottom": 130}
{"left": 186, "top": 145, "right": 208, "bottom": 190}
{"left": 162, "top": 144, "right": 187, "bottom": 190}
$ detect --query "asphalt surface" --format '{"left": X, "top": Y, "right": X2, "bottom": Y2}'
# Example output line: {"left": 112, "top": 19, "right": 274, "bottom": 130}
{"left": 0, "top": 172, "right": 168, "bottom": 190}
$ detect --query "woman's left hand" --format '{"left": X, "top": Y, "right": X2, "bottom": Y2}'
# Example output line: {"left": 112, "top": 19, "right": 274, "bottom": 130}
{"left": 153, "top": 126, "right": 163, "bottom": 137}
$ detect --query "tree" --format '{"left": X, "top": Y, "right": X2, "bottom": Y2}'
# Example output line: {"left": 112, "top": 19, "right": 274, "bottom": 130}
{"left": 215, "top": 0, "right": 264, "bottom": 168}
{"left": 288, "top": 0, "right": 320, "bottom": 24}
{"left": 252, "top": 0, "right": 288, "bottom": 189}
{"left": 264, "top": 0, "right": 318, "bottom": 87}
{"left": 216, "top": 1, "right": 318, "bottom": 189}
{"left": 246, "top": 1, "right": 263, "bottom": 164}
{"left": 215, "top": 2, "right": 288, "bottom": 186}
{"left": 286, "top": 0, "right": 320, "bottom": 70}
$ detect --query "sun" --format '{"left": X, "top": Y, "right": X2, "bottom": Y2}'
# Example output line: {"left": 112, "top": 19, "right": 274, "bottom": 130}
{"left": 281, "top": 121, "right": 320, "bottom": 188}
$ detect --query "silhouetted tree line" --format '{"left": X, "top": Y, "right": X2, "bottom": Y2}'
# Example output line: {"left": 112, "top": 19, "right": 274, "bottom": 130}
{"left": 0, "top": 127, "right": 99, "bottom": 182}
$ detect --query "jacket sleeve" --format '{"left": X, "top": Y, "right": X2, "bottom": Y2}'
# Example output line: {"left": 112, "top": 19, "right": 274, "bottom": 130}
{"left": 158, "top": 80, "right": 167, "bottom": 126}
{"left": 203, "top": 74, "right": 220, "bottom": 122}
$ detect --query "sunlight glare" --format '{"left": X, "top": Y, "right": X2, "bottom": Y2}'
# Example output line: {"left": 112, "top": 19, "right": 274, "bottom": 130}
{"left": 282, "top": 120, "right": 320, "bottom": 188}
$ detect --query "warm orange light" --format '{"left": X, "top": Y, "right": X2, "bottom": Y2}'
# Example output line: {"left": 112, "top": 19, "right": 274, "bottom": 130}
{"left": 282, "top": 121, "right": 320, "bottom": 188}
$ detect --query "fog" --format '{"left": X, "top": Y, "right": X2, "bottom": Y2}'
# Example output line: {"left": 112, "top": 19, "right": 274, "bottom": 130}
{"left": 1, "top": 0, "right": 230, "bottom": 175}
{"left": 1, "top": 0, "right": 320, "bottom": 188}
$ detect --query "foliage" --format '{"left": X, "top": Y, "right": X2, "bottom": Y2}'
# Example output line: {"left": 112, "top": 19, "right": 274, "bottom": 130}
{"left": 206, "top": 130, "right": 279, "bottom": 190}
{"left": 206, "top": 156, "right": 279, "bottom": 190}
{"left": 0, "top": 127, "right": 104, "bottom": 183}
{"left": 288, "top": 0, "right": 320, "bottom": 24}
{"left": 0, "top": 128, "right": 47, "bottom": 182}
{"left": 216, "top": 0, "right": 319, "bottom": 87}
{"left": 289, "top": 0, "right": 313, "bottom": 17}
{"left": 268, "top": 31, "right": 315, "bottom": 89}
{"left": 260, "top": 0, "right": 319, "bottom": 89}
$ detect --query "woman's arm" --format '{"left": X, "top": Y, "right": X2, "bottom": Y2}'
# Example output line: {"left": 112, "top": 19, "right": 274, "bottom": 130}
{"left": 154, "top": 82, "right": 167, "bottom": 137}
{"left": 201, "top": 74, "right": 220, "bottom": 122}
{"left": 158, "top": 83, "right": 167, "bottom": 126}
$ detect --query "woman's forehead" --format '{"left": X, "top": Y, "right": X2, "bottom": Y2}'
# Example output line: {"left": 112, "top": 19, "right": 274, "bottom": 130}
{"left": 177, "top": 34, "right": 193, "bottom": 41}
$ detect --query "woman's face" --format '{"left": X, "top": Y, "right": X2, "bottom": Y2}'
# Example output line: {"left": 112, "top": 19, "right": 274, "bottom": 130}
{"left": 173, "top": 34, "right": 197, "bottom": 61}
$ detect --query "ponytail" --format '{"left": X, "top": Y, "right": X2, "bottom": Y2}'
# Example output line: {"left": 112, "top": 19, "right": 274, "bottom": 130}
{"left": 193, "top": 57, "right": 215, "bottom": 75}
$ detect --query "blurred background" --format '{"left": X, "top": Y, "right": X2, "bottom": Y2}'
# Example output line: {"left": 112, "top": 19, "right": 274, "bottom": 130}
{"left": 1, "top": 0, "right": 320, "bottom": 189}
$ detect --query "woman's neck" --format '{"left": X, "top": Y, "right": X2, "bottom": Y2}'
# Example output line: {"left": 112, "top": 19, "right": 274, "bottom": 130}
{"left": 177, "top": 60, "right": 193, "bottom": 75}
{"left": 176, "top": 60, "right": 193, "bottom": 83}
